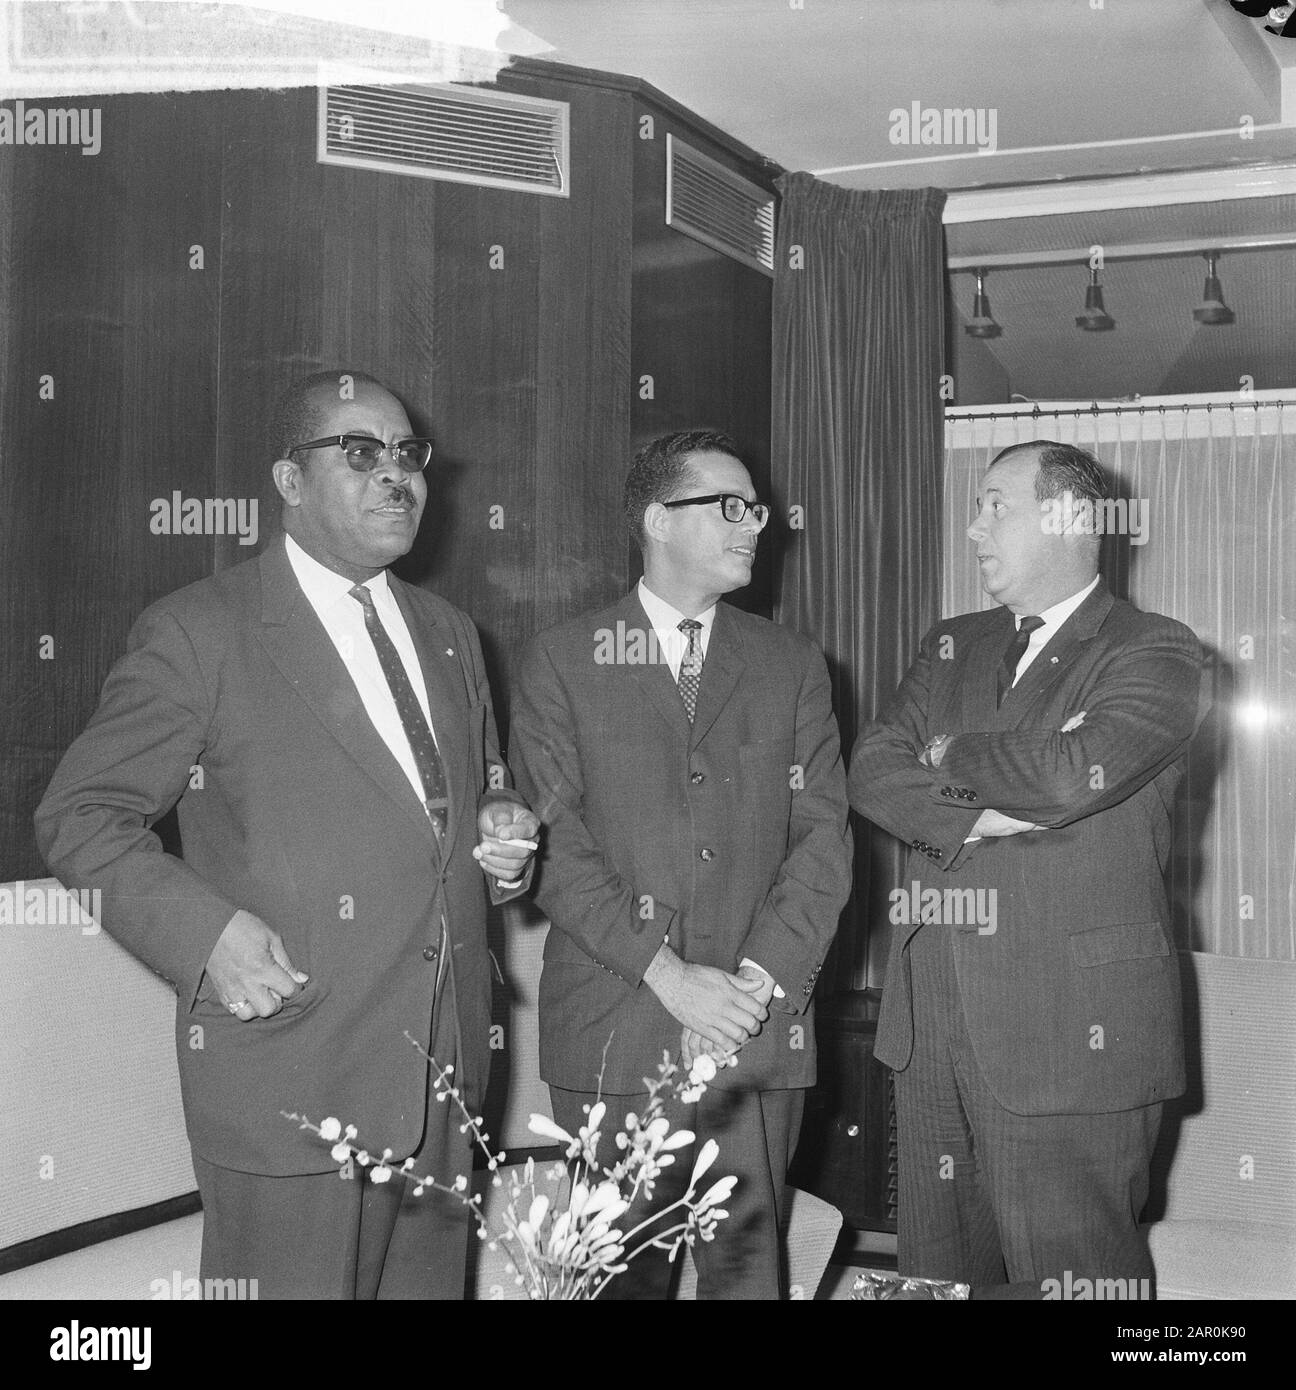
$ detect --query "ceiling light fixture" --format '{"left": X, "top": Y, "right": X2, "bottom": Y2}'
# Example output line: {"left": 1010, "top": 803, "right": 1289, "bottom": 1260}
{"left": 964, "top": 268, "right": 1002, "bottom": 339}
{"left": 1227, "top": 2, "right": 1296, "bottom": 38}
{"left": 1075, "top": 267, "right": 1115, "bottom": 332}
{"left": 1192, "top": 251, "right": 1236, "bottom": 326}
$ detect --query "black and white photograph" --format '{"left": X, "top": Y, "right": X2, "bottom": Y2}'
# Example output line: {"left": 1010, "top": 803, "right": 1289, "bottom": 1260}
{"left": 0, "top": 0, "right": 1291, "bottom": 1363}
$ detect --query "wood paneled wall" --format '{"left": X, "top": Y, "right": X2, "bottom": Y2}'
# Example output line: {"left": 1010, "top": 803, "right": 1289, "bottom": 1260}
{"left": 2, "top": 70, "right": 774, "bottom": 876}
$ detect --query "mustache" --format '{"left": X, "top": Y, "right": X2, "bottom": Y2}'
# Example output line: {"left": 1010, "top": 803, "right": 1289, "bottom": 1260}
{"left": 382, "top": 485, "right": 416, "bottom": 507}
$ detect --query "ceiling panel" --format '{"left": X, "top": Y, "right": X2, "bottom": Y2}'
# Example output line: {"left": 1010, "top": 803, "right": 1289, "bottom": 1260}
{"left": 508, "top": 0, "right": 1292, "bottom": 187}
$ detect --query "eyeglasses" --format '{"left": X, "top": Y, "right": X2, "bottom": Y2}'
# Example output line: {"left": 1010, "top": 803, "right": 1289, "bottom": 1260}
{"left": 661, "top": 493, "right": 770, "bottom": 527}
{"left": 290, "top": 434, "right": 433, "bottom": 473}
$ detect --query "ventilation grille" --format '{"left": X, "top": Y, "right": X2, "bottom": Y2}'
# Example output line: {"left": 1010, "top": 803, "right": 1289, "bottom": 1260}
{"left": 319, "top": 83, "right": 569, "bottom": 197}
{"left": 665, "top": 134, "right": 775, "bottom": 276}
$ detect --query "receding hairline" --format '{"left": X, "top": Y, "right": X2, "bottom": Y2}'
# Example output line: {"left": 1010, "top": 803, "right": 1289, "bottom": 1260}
{"left": 983, "top": 444, "right": 1045, "bottom": 476}
{"left": 303, "top": 376, "right": 404, "bottom": 417}
{"left": 281, "top": 379, "right": 409, "bottom": 460}
{"left": 976, "top": 447, "right": 1041, "bottom": 495}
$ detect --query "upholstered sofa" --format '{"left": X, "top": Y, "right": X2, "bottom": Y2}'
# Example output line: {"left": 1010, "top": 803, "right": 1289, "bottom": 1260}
{"left": 1142, "top": 951, "right": 1296, "bottom": 1299}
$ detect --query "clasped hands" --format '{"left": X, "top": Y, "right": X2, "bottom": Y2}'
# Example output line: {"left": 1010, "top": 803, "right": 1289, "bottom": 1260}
{"left": 644, "top": 944, "right": 774, "bottom": 1070}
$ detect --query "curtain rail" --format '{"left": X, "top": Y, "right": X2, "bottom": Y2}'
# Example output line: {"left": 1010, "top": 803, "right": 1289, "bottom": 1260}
{"left": 946, "top": 399, "right": 1296, "bottom": 422}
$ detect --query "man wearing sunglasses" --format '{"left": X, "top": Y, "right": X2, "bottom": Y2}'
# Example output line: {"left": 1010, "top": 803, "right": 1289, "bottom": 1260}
{"left": 36, "top": 370, "right": 538, "bottom": 1299}
{"left": 511, "top": 429, "right": 852, "bottom": 1299}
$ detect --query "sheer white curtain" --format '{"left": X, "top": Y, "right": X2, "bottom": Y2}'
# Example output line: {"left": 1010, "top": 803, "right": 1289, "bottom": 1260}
{"left": 943, "top": 395, "right": 1295, "bottom": 961}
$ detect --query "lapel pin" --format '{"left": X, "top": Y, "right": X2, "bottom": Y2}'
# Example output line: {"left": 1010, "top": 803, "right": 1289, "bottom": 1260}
{"left": 1050, "top": 656, "right": 1059, "bottom": 663}
{"left": 445, "top": 648, "right": 455, "bottom": 656}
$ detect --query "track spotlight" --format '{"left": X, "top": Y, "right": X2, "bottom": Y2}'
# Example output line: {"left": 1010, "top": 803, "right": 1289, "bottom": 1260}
{"left": 964, "top": 268, "right": 1002, "bottom": 339}
{"left": 1192, "top": 251, "right": 1236, "bottom": 326}
{"left": 1075, "top": 267, "right": 1115, "bottom": 332}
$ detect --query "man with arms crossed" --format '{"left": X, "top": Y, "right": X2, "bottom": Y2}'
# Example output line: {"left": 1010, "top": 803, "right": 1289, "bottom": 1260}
{"left": 849, "top": 440, "right": 1203, "bottom": 1294}
{"left": 36, "top": 371, "right": 538, "bottom": 1299}
{"left": 511, "top": 430, "right": 852, "bottom": 1299}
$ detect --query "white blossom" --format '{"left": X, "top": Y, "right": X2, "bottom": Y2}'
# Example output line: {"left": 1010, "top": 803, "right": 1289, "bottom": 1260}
{"left": 527, "top": 1114, "right": 574, "bottom": 1145}
{"left": 688, "top": 1138, "right": 720, "bottom": 1188}
{"left": 688, "top": 1054, "right": 718, "bottom": 1084}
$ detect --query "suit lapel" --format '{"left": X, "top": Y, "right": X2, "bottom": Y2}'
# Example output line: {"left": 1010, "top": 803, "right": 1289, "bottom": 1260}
{"left": 690, "top": 603, "right": 744, "bottom": 748}
{"left": 390, "top": 577, "right": 473, "bottom": 861}
{"left": 621, "top": 591, "right": 694, "bottom": 739}
{"left": 961, "top": 608, "right": 1014, "bottom": 731}
{"left": 996, "top": 580, "right": 1115, "bottom": 730}
{"left": 253, "top": 537, "right": 439, "bottom": 850}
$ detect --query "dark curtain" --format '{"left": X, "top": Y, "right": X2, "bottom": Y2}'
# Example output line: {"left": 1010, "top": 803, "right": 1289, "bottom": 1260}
{"left": 771, "top": 173, "right": 947, "bottom": 992}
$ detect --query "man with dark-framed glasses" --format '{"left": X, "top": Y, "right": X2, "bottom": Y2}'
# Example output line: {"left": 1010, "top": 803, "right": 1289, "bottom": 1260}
{"left": 511, "top": 429, "right": 851, "bottom": 1299}
{"left": 36, "top": 369, "right": 538, "bottom": 1298}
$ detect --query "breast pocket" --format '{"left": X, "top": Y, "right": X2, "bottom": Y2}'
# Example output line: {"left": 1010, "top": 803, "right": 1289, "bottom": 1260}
{"left": 1068, "top": 920, "right": 1171, "bottom": 967}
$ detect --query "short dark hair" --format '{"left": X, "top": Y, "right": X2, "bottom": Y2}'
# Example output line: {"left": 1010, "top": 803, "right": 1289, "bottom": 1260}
{"left": 272, "top": 369, "right": 387, "bottom": 461}
{"left": 623, "top": 429, "right": 743, "bottom": 549}
{"left": 992, "top": 439, "right": 1111, "bottom": 507}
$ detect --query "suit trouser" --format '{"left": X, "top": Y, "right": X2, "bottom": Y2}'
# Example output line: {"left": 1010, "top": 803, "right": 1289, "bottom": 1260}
{"left": 895, "top": 920, "right": 1162, "bottom": 1295}
{"left": 549, "top": 1081, "right": 803, "bottom": 1301}
{"left": 194, "top": 963, "right": 472, "bottom": 1301}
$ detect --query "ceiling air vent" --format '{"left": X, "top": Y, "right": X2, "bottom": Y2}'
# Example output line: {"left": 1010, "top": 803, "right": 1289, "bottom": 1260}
{"left": 665, "top": 134, "right": 775, "bottom": 276}
{"left": 319, "top": 83, "right": 569, "bottom": 197}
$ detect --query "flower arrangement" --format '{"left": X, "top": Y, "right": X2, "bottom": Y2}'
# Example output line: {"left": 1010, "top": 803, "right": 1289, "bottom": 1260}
{"left": 285, "top": 1038, "right": 737, "bottom": 1300}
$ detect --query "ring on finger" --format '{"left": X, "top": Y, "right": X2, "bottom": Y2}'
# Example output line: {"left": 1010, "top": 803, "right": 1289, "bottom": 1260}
{"left": 227, "top": 999, "right": 249, "bottom": 1015}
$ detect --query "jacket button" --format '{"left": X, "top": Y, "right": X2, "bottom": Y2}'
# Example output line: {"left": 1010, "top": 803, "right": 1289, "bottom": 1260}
{"left": 940, "top": 786, "right": 953, "bottom": 797}
{"left": 422, "top": 946, "right": 439, "bottom": 963}
{"left": 690, "top": 771, "right": 705, "bottom": 785}
{"left": 699, "top": 848, "right": 715, "bottom": 862}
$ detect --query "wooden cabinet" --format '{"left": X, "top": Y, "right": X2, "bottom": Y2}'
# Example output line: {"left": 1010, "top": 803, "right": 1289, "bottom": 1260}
{"left": 790, "top": 989, "right": 898, "bottom": 1233}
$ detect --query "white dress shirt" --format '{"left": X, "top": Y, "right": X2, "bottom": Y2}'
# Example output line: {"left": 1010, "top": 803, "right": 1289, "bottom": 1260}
{"left": 285, "top": 534, "right": 437, "bottom": 808}
{"left": 1011, "top": 574, "right": 1100, "bottom": 686}
{"left": 636, "top": 578, "right": 783, "bottom": 1000}
{"left": 637, "top": 577, "right": 716, "bottom": 677}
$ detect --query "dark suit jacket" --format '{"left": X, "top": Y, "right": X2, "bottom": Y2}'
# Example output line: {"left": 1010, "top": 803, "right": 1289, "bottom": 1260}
{"left": 35, "top": 534, "right": 529, "bottom": 1175}
{"left": 849, "top": 580, "right": 1204, "bottom": 1116}
{"left": 510, "top": 590, "right": 853, "bottom": 1095}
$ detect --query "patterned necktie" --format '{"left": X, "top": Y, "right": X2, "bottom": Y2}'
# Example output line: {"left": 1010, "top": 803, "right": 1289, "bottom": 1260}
{"left": 350, "top": 584, "right": 449, "bottom": 838}
{"left": 997, "top": 614, "right": 1045, "bottom": 707}
{"left": 677, "top": 618, "right": 704, "bottom": 723}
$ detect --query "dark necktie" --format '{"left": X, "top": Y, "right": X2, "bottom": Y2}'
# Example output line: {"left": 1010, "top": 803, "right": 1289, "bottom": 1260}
{"left": 677, "top": 618, "right": 704, "bottom": 723}
{"left": 997, "top": 614, "right": 1045, "bottom": 707}
{"left": 350, "top": 584, "right": 449, "bottom": 838}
